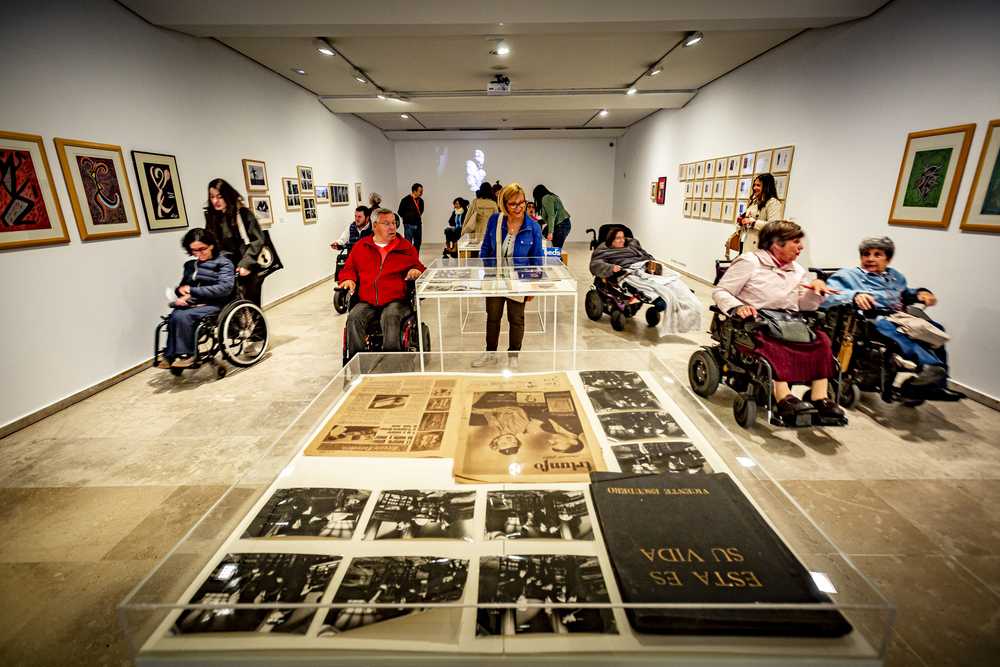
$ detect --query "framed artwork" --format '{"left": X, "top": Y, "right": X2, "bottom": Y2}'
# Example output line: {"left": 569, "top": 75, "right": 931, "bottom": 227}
{"left": 699, "top": 200, "right": 711, "bottom": 219}
{"left": 726, "top": 155, "right": 739, "bottom": 175}
{"left": 738, "top": 176, "right": 753, "bottom": 198}
{"left": 685, "top": 163, "right": 696, "bottom": 180}
{"left": 650, "top": 181, "right": 657, "bottom": 200}
{"left": 722, "top": 200, "right": 736, "bottom": 222}
{"left": 248, "top": 195, "right": 273, "bottom": 225}
{"left": 297, "top": 165, "right": 314, "bottom": 195}
{"left": 961, "top": 119, "right": 1000, "bottom": 233}
{"left": 889, "top": 123, "right": 975, "bottom": 228}
{"left": 778, "top": 200, "right": 786, "bottom": 219}
{"left": 656, "top": 177, "right": 666, "bottom": 204}
{"left": 242, "top": 159, "right": 268, "bottom": 192}
{"left": 710, "top": 200, "right": 723, "bottom": 221}
{"left": 677, "top": 164, "right": 687, "bottom": 181}
{"left": 684, "top": 182, "right": 693, "bottom": 197}
{"left": 315, "top": 184, "right": 329, "bottom": 204}
{"left": 724, "top": 177, "right": 738, "bottom": 199}
{"left": 715, "top": 158, "right": 728, "bottom": 177}
{"left": 736, "top": 200, "right": 749, "bottom": 218}
{"left": 774, "top": 174, "right": 790, "bottom": 200}
{"left": 54, "top": 137, "right": 140, "bottom": 241}
{"left": 755, "top": 149, "right": 773, "bottom": 174}
{"left": 282, "top": 177, "right": 301, "bottom": 211}
{"left": 692, "top": 180, "right": 703, "bottom": 199}
{"left": 302, "top": 195, "right": 318, "bottom": 223}
{"left": 131, "top": 150, "right": 188, "bottom": 231}
{"left": 712, "top": 179, "right": 725, "bottom": 199}
{"left": 355, "top": 182, "right": 363, "bottom": 204}
{"left": 772, "top": 146, "right": 794, "bottom": 174}
{"left": 330, "top": 183, "right": 350, "bottom": 206}
{"left": 683, "top": 199, "right": 692, "bottom": 217}
{"left": 704, "top": 159, "right": 715, "bottom": 179}
{"left": 0, "top": 131, "right": 70, "bottom": 250}
{"left": 695, "top": 161, "right": 705, "bottom": 179}
{"left": 740, "top": 152, "right": 756, "bottom": 176}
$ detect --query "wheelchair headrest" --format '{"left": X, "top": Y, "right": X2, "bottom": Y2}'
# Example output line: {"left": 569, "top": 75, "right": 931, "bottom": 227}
{"left": 594, "top": 224, "right": 633, "bottom": 243}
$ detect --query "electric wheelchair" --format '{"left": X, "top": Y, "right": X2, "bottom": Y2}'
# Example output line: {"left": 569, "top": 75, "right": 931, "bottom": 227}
{"left": 332, "top": 245, "right": 352, "bottom": 313}
{"left": 336, "top": 281, "right": 430, "bottom": 367}
{"left": 810, "top": 267, "right": 965, "bottom": 409}
{"left": 154, "top": 285, "right": 270, "bottom": 378}
{"left": 687, "top": 261, "right": 848, "bottom": 429}
{"left": 583, "top": 224, "right": 663, "bottom": 331}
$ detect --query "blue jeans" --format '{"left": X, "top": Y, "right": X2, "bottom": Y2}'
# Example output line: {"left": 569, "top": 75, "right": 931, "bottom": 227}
{"left": 551, "top": 219, "right": 571, "bottom": 248}
{"left": 404, "top": 224, "right": 421, "bottom": 251}
{"left": 165, "top": 305, "right": 221, "bottom": 359}
{"left": 875, "top": 316, "right": 945, "bottom": 368}
{"left": 347, "top": 299, "right": 412, "bottom": 358}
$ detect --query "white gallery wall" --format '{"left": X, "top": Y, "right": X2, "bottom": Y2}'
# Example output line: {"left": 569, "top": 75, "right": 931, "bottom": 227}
{"left": 612, "top": 0, "right": 1000, "bottom": 399}
{"left": 0, "top": 0, "right": 397, "bottom": 429}
{"left": 393, "top": 138, "right": 616, "bottom": 244}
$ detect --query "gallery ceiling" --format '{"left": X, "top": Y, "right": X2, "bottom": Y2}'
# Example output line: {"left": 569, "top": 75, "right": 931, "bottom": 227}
{"left": 118, "top": 0, "right": 891, "bottom": 138}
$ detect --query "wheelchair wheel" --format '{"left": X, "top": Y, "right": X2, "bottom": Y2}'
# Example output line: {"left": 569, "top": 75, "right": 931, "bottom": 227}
{"left": 645, "top": 306, "right": 660, "bottom": 327}
{"left": 170, "top": 367, "right": 184, "bottom": 377}
{"left": 830, "top": 381, "right": 861, "bottom": 409}
{"left": 585, "top": 291, "right": 603, "bottom": 321}
{"left": 219, "top": 301, "right": 269, "bottom": 367}
{"left": 610, "top": 309, "right": 627, "bottom": 331}
{"left": 733, "top": 392, "right": 757, "bottom": 428}
{"left": 688, "top": 349, "right": 721, "bottom": 397}
{"left": 333, "top": 289, "right": 349, "bottom": 314}
{"left": 421, "top": 323, "right": 431, "bottom": 353}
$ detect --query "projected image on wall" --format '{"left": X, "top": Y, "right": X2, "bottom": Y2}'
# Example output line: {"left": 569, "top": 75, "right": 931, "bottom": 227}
{"left": 466, "top": 149, "right": 486, "bottom": 192}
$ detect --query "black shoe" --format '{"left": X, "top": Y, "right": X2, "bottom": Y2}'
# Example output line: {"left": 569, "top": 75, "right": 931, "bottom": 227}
{"left": 775, "top": 395, "right": 814, "bottom": 415}
{"left": 910, "top": 365, "right": 947, "bottom": 387}
{"left": 812, "top": 398, "right": 845, "bottom": 418}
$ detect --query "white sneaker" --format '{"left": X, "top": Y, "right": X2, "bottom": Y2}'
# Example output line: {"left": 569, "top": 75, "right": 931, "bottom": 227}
{"left": 472, "top": 352, "right": 498, "bottom": 368}
{"left": 507, "top": 356, "right": 519, "bottom": 373}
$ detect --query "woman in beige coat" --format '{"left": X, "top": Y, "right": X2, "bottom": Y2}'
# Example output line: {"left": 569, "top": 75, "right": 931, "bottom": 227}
{"left": 462, "top": 183, "right": 499, "bottom": 238}
{"left": 735, "top": 173, "right": 782, "bottom": 254}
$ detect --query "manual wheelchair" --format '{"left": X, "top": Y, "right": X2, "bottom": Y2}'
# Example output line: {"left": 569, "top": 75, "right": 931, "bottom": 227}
{"left": 810, "top": 267, "right": 965, "bottom": 409}
{"left": 583, "top": 224, "right": 663, "bottom": 331}
{"left": 154, "top": 287, "right": 270, "bottom": 378}
{"left": 687, "top": 261, "right": 848, "bottom": 429}
{"left": 337, "top": 281, "right": 430, "bottom": 366}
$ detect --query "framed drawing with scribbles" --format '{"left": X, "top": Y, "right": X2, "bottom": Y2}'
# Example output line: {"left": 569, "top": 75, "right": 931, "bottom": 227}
{"left": 131, "top": 150, "right": 189, "bottom": 231}
{"left": 55, "top": 137, "right": 140, "bottom": 240}
{"left": 0, "top": 131, "right": 70, "bottom": 251}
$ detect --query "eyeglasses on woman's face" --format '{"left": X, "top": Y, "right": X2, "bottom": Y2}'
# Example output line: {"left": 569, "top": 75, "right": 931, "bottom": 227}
{"left": 506, "top": 198, "right": 527, "bottom": 210}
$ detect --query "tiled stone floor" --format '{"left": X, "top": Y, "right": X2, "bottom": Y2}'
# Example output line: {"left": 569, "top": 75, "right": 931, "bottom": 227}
{"left": 0, "top": 242, "right": 996, "bottom": 666}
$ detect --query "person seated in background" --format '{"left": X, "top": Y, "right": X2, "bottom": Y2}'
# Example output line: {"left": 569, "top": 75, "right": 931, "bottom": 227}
{"left": 589, "top": 226, "right": 701, "bottom": 335}
{"left": 822, "top": 236, "right": 949, "bottom": 387}
{"left": 712, "top": 220, "right": 844, "bottom": 419}
{"left": 158, "top": 228, "right": 235, "bottom": 369}
{"left": 444, "top": 197, "right": 469, "bottom": 257}
{"left": 338, "top": 208, "right": 425, "bottom": 358}
{"left": 330, "top": 206, "right": 372, "bottom": 250}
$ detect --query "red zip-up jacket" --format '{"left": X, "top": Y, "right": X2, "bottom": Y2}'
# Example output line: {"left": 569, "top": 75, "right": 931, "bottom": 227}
{"left": 340, "top": 236, "right": 426, "bottom": 306}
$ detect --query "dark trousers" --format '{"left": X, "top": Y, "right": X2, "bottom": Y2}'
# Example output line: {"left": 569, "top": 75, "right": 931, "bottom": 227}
{"left": 238, "top": 270, "right": 262, "bottom": 306}
{"left": 551, "top": 219, "right": 571, "bottom": 248}
{"left": 165, "top": 305, "right": 221, "bottom": 358}
{"left": 404, "top": 224, "right": 422, "bottom": 251}
{"left": 347, "top": 299, "right": 412, "bottom": 358}
{"left": 486, "top": 297, "right": 526, "bottom": 354}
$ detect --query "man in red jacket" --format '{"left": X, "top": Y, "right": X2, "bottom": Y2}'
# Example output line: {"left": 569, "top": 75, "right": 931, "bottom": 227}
{"left": 339, "top": 208, "right": 426, "bottom": 358}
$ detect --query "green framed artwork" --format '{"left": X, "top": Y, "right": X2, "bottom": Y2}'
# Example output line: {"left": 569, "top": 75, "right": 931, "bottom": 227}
{"left": 889, "top": 124, "right": 975, "bottom": 228}
{"left": 960, "top": 119, "right": 1000, "bottom": 233}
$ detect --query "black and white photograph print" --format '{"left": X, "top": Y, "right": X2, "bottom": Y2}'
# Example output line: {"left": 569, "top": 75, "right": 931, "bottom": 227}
{"left": 598, "top": 411, "right": 688, "bottom": 443}
{"left": 484, "top": 490, "right": 593, "bottom": 540}
{"left": 330, "top": 183, "right": 350, "bottom": 206}
{"left": 173, "top": 553, "right": 341, "bottom": 635}
{"left": 369, "top": 394, "right": 408, "bottom": 409}
{"left": 418, "top": 411, "right": 447, "bottom": 431}
{"left": 584, "top": 385, "right": 661, "bottom": 414}
{"left": 242, "top": 487, "right": 372, "bottom": 539}
{"left": 355, "top": 182, "right": 363, "bottom": 205}
{"left": 426, "top": 396, "right": 451, "bottom": 411}
{"left": 242, "top": 158, "right": 268, "bottom": 192}
{"left": 248, "top": 195, "right": 272, "bottom": 225}
{"left": 283, "top": 177, "right": 301, "bottom": 211}
{"left": 363, "top": 490, "right": 476, "bottom": 540}
{"left": 297, "top": 165, "right": 314, "bottom": 194}
{"left": 411, "top": 431, "right": 444, "bottom": 452}
{"left": 476, "top": 555, "right": 617, "bottom": 636}
{"left": 318, "top": 556, "right": 469, "bottom": 635}
{"left": 610, "top": 442, "right": 712, "bottom": 475}
{"left": 578, "top": 370, "right": 648, "bottom": 390}
{"left": 302, "top": 195, "right": 318, "bottom": 223}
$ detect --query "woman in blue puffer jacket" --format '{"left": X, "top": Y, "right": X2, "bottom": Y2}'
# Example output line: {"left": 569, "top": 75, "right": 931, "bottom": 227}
{"left": 158, "top": 228, "right": 235, "bottom": 368}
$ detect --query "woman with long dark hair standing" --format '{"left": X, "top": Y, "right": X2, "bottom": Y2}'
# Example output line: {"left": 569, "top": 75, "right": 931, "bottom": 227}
{"left": 532, "top": 184, "right": 572, "bottom": 248}
{"left": 204, "top": 178, "right": 265, "bottom": 305}
{"left": 735, "top": 173, "right": 781, "bottom": 255}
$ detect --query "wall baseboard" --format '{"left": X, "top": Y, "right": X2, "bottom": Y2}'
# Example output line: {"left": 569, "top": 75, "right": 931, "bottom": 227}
{"left": 0, "top": 271, "right": 338, "bottom": 440}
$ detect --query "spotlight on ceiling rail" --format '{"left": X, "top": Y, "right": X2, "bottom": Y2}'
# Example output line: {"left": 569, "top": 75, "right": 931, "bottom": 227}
{"left": 683, "top": 32, "right": 703, "bottom": 47}
{"left": 313, "top": 38, "right": 335, "bottom": 56}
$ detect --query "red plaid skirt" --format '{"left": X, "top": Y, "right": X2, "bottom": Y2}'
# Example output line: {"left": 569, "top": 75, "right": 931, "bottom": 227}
{"left": 735, "top": 330, "right": 837, "bottom": 383}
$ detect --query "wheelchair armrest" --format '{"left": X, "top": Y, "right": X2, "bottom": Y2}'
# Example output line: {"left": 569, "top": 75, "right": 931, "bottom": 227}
{"left": 808, "top": 266, "right": 842, "bottom": 281}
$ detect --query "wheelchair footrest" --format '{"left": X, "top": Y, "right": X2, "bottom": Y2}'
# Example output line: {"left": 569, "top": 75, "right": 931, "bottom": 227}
{"left": 811, "top": 413, "right": 849, "bottom": 427}
{"left": 770, "top": 412, "right": 816, "bottom": 428}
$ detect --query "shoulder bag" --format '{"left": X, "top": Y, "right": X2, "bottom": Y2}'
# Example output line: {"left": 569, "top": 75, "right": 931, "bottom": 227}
{"left": 758, "top": 309, "right": 816, "bottom": 344}
{"left": 235, "top": 208, "right": 283, "bottom": 278}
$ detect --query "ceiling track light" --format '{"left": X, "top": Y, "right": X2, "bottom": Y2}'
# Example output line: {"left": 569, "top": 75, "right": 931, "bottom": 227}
{"left": 599, "top": 109, "right": 608, "bottom": 116}
{"left": 313, "top": 38, "right": 335, "bottom": 56}
{"left": 647, "top": 63, "right": 663, "bottom": 76}
{"left": 626, "top": 88, "right": 637, "bottom": 95}
{"left": 353, "top": 70, "right": 367, "bottom": 83}
{"left": 487, "top": 36, "right": 509, "bottom": 55}
{"left": 400, "top": 114, "right": 409, "bottom": 119}
{"left": 683, "top": 31, "right": 703, "bottom": 47}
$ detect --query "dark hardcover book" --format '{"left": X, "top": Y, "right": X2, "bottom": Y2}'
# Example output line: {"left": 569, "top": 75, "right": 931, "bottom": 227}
{"left": 589, "top": 471, "right": 852, "bottom": 637}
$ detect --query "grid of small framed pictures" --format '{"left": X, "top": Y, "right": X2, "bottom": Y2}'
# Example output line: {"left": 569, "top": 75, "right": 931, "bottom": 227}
{"left": 678, "top": 145, "right": 793, "bottom": 221}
